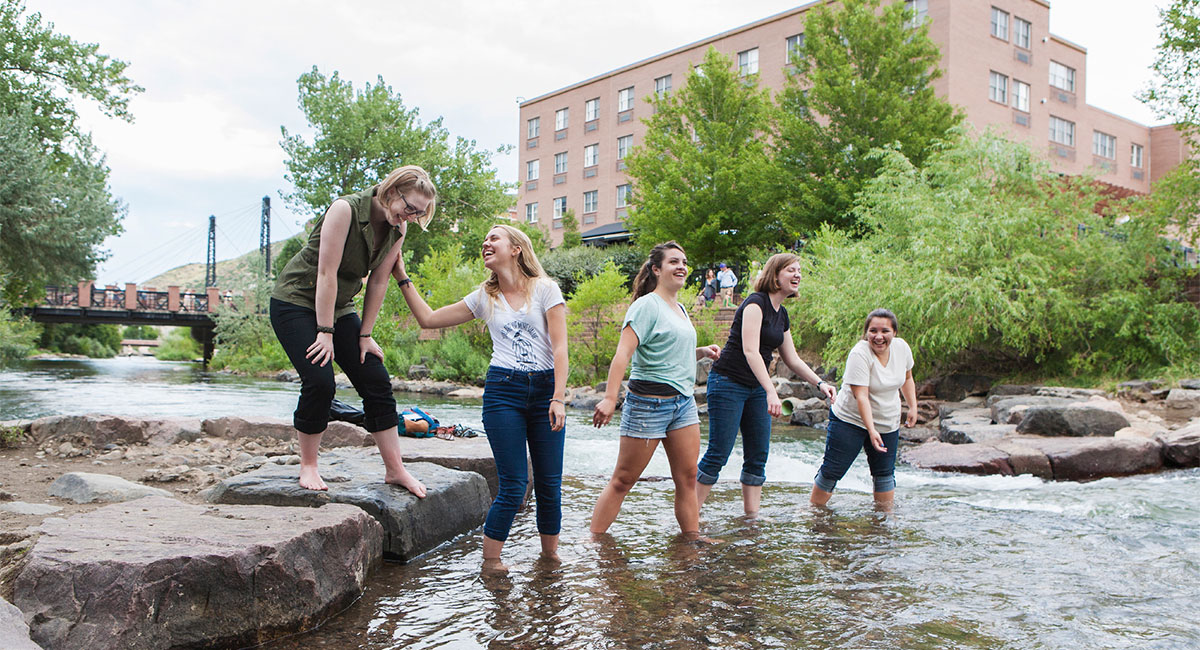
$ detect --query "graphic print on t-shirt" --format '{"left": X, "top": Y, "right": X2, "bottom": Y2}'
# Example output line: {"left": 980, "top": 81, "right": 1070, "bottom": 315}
{"left": 501, "top": 320, "right": 539, "bottom": 369}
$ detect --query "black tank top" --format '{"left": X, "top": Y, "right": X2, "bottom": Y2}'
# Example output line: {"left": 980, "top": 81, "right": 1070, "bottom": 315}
{"left": 711, "top": 292, "right": 790, "bottom": 388}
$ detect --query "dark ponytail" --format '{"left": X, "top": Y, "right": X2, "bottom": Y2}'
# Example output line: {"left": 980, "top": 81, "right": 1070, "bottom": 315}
{"left": 632, "top": 241, "right": 685, "bottom": 300}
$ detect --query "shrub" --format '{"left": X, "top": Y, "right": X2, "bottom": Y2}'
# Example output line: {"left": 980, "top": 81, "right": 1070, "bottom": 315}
{"left": 428, "top": 330, "right": 490, "bottom": 384}
{"left": 567, "top": 260, "right": 630, "bottom": 385}
{"left": 0, "top": 312, "right": 38, "bottom": 363}
{"left": 155, "top": 327, "right": 203, "bottom": 361}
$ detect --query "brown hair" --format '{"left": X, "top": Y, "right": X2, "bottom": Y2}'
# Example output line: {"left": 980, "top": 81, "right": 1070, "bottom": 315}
{"left": 753, "top": 253, "right": 801, "bottom": 294}
{"left": 377, "top": 165, "right": 437, "bottom": 231}
{"left": 632, "top": 241, "right": 685, "bottom": 300}
{"left": 861, "top": 308, "right": 899, "bottom": 338}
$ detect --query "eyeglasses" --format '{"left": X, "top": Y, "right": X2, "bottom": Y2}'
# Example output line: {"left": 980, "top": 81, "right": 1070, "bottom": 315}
{"left": 397, "top": 194, "right": 427, "bottom": 219}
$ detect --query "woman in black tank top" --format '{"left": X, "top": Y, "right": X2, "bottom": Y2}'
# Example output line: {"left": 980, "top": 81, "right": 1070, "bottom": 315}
{"left": 695, "top": 254, "right": 836, "bottom": 517}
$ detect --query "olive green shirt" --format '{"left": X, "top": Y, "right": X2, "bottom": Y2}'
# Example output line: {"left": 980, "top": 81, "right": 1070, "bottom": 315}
{"left": 271, "top": 187, "right": 401, "bottom": 319}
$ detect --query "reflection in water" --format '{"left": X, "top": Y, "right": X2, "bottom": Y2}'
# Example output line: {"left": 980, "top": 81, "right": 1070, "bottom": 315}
{"left": 4, "top": 359, "right": 1200, "bottom": 649}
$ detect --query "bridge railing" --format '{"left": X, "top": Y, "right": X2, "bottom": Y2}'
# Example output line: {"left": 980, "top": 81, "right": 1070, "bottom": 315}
{"left": 44, "top": 286, "right": 80, "bottom": 307}
{"left": 45, "top": 282, "right": 235, "bottom": 315}
{"left": 136, "top": 290, "right": 170, "bottom": 311}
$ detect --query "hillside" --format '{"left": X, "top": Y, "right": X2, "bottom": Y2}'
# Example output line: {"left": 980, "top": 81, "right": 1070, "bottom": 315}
{"left": 143, "top": 238, "right": 298, "bottom": 293}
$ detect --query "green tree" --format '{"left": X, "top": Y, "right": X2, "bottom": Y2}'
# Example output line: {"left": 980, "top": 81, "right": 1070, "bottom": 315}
{"left": 40, "top": 322, "right": 120, "bottom": 358}
{"left": 122, "top": 325, "right": 158, "bottom": 340}
{"left": 0, "top": 1, "right": 136, "bottom": 302}
{"left": 280, "top": 67, "right": 514, "bottom": 267}
{"left": 272, "top": 235, "right": 305, "bottom": 279}
{"left": 775, "top": 0, "right": 961, "bottom": 232}
{"left": 625, "top": 48, "right": 779, "bottom": 268}
{"left": 1140, "top": 0, "right": 1200, "bottom": 144}
{"left": 559, "top": 209, "right": 582, "bottom": 249}
{"left": 566, "top": 261, "right": 630, "bottom": 385}
{"left": 794, "top": 130, "right": 1200, "bottom": 380}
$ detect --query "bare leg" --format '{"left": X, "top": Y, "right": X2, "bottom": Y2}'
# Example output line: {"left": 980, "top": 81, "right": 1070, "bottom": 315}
{"left": 661, "top": 424, "right": 702, "bottom": 535}
{"left": 297, "top": 431, "right": 328, "bottom": 491}
{"left": 482, "top": 535, "right": 508, "bottom": 573}
{"left": 540, "top": 534, "right": 560, "bottom": 564}
{"left": 372, "top": 426, "right": 426, "bottom": 498}
{"left": 873, "top": 489, "right": 894, "bottom": 512}
{"left": 810, "top": 485, "right": 833, "bottom": 507}
{"left": 695, "top": 481, "right": 714, "bottom": 510}
{"left": 742, "top": 483, "right": 762, "bottom": 517}
{"left": 590, "top": 437, "right": 659, "bottom": 534}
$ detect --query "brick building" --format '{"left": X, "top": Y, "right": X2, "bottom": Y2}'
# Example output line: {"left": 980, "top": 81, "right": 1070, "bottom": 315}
{"left": 516, "top": 0, "right": 1188, "bottom": 246}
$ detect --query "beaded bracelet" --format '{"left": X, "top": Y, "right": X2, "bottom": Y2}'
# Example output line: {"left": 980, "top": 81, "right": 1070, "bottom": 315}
{"left": 315, "top": 325, "right": 335, "bottom": 334}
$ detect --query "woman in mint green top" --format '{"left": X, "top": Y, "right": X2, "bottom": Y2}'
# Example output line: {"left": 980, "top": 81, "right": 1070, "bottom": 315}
{"left": 590, "top": 241, "right": 722, "bottom": 538}
{"left": 269, "top": 165, "right": 435, "bottom": 496}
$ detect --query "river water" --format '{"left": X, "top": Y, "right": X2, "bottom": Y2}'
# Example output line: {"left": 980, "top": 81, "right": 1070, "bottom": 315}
{"left": 3, "top": 358, "right": 1199, "bottom": 649}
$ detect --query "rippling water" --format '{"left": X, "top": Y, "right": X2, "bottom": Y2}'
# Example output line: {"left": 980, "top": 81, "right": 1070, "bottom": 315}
{"left": 4, "top": 358, "right": 1199, "bottom": 649}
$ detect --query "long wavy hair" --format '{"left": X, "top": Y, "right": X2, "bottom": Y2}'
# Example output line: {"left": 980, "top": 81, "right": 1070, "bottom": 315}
{"left": 632, "top": 241, "right": 685, "bottom": 301}
{"left": 479, "top": 224, "right": 551, "bottom": 316}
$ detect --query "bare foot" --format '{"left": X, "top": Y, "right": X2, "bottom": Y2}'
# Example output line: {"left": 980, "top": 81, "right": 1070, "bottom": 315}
{"left": 481, "top": 557, "right": 510, "bottom": 574}
{"left": 385, "top": 469, "right": 427, "bottom": 498}
{"left": 299, "top": 465, "right": 328, "bottom": 491}
{"left": 681, "top": 532, "right": 724, "bottom": 545}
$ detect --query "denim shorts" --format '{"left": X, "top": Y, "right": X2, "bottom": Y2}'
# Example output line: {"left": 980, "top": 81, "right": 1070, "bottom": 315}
{"left": 620, "top": 392, "right": 700, "bottom": 439}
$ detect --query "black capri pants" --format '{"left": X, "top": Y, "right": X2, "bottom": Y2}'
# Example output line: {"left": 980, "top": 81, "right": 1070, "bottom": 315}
{"left": 269, "top": 298, "right": 399, "bottom": 435}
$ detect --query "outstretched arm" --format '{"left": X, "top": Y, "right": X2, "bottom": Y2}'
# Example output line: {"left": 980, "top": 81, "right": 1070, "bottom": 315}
{"left": 392, "top": 256, "right": 475, "bottom": 329}
{"left": 593, "top": 325, "right": 639, "bottom": 428}
{"left": 778, "top": 332, "right": 837, "bottom": 401}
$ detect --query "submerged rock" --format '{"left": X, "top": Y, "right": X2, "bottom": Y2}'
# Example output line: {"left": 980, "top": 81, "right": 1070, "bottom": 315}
{"left": 12, "top": 496, "right": 381, "bottom": 650}
{"left": 48, "top": 472, "right": 171, "bottom": 504}
{"left": 206, "top": 448, "right": 490, "bottom": 563}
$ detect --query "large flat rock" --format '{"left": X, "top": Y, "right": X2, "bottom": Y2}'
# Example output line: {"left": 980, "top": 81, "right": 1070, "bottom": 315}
{"left": 30, "top": 414, "right": 202, "bottom": 447}
{"left": 902, "top": 435, "right": 1164, "bottom": 481}
{"left": 205, "top": 448, "right": 491, "bottom": 563}
{"left": 48, "top": 472, "right": 171, "bottom": 504}
{"left": 1156, "top": 419, "right": 1200, "bottom": 468}
{"left": 12, "top": 496, "right": 381, "bottom": 650}
{"left": 393, "top": 434, "right": 506, "bottom": 499}
{"left": 201, "top": 416, "right": 372, "bottom": 447}
{"left": 1014, "top": 401, "right": 1130, "bottom": 437}
{"left": 901, "top": 441, "right": 1015, "bottom": 476}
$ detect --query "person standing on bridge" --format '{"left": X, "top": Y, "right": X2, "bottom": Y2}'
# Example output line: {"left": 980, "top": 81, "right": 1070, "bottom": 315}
{"left": 270, "top": 165, "right": 435, "bottom": 496}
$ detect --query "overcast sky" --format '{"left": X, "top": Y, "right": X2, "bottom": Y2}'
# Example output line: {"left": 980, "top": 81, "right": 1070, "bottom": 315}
{"left": 39, "top": 0, "right": 1170, "bottom": 285}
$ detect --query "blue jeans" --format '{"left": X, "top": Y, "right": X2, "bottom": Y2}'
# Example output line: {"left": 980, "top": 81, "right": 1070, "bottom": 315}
{"left": 697, "top": 370, "right": 771, "bottom": 486}
{"left": 814, "top": 411, "right": 899, "bottom": 493}
{"left": 480, "top": 366, "right": 563, "bottom": 541}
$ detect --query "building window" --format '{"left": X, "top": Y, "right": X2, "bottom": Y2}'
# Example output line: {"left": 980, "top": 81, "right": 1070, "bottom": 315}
{"left": 526, "top": 159, "right": 539, "bottom": 181}
{"left": 1049, "top": 61, "right": 1075, "bottom": 92}
{"left": 555, "top": 108, "right": 569, "bottom": 131}
{"left": 585, "top": 98, "right": 599, "bottom": 122}
{"left": 991, "top": 7, "right": 1009, "bottom": 40}
{"left": 906, "top": 0, "right": 929, "bottom": 26}
{"left": 525, "top": 202, "right": 538, "bottom": 223}
{"left": 655, "top": 74, "right": 672, "bottom": 96}
{"left": 1014, "top": 17, "right": 1032, "bottom": 49}
{"left": 1013, "top": 80, "right": 1030, "bottom": 112}
{"left": 584, "top": 143, "right": 598, "bottom": 167}
{"left": 737, "top": 48, "right": 759, "bottom": 76}
{"left": 553, "top": 196, "right": 567, "bottom": 219}
{"left": 616, "top": 184, "right": 632, "bottom": 209}
{"left": 785, "top": 33, "right": 805, "bottom": 63}
{"left": 617, "top": 135, "right": 632, "bottom": 160}
{"left": 527, "top": 117, "right": 539, "bottom": 139}
{"left": 1092, "top": 131, "right": 1116, "bottom": 159}
{"left": 1049, "top": 116, "right": 1075, "bottom": 147}
{"left": 988, "top": 71, "right": 1008, "bottom": 104}
{"left": 584, "top": 190, "right": 598, "bottom": 214}
{"left": 618, "top": 87, "right": 634, "bottom": 112}
{"left": 554, "top": 152, "right": 567, "bottom": 174}
{"left": 1131, "top": 143, "right": 1144, "bottom": 168}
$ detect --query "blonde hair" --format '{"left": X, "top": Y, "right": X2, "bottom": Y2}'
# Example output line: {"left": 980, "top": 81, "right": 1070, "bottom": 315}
{"left": 479, "top": 224, "right": 551, "bottom": 316}
{"left": 377, "top": 165, "right": 437, "bottom": 231}
{"left": 754, "top": 253, "right": 801, "bottom": 294}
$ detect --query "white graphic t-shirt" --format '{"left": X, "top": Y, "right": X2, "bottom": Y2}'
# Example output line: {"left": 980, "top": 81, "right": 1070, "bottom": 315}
{"left": 463, "top": 278, "right": 565, "bottom": 371}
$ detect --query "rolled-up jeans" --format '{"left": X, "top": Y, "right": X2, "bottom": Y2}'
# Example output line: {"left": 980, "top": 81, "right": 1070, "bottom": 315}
{"left": 481, "top": 366, "right": 563, "bottom": 542}
{"left": 697, "top": 370, "right": 771, "bottom": 486}
{"left": 814, "top": 411, "right": 899, "bottom": 493}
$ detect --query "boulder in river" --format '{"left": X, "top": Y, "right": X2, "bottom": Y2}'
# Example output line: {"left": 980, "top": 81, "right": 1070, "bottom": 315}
{"left": 12, "top": 496, "right": 381, "bottom": 650}
{"left": 48, "top": 472, "right": 171, "bottom": 503}
{"left": 1015, "top": 401, "right": 1130, "bottom": 437}
{"left": 1165, "top": 389, "right": 1200, "bottom": 417}
{"left": 206, "top": 448, "right": 490, "bottom": 562}
{"left": 1156, "top": 419, "right": 1200, "bottom": 468}
{"left": 901, "top": 441, "right": 1015, "bottom": 476}
{"left": 987, "top": 396, "right": 1078, "bottom": 425}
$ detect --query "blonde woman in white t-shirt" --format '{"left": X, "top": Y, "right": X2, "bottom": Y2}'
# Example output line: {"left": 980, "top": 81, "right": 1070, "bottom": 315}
{"left": 810, "top": 309, "right": 918, "bottom": 510}
{"left": 394, "top": 224, "right": 568, "bottom": 573}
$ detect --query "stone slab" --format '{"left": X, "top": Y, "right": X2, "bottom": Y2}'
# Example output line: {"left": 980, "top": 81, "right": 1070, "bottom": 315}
{"left": 30, "top": 414, "right": 202, "bottom": 447}
{"left": 394, "top": 434, "right": 506, "bottom": 499}
{"left": 1010, "top": 436, "right": 1163, "bottom": 481}
{"left": 1156, "top": 419, "right": 1200, "bottom": 468}
{"left": 901, "top": 441, "right": 1014, "bottom": 476}
{"left": 201, "top": 416, "right": 372, "bottom": 447}
{"left": 0, "top": 502, "right": 61, "bottom": 516}
{"left": 13, "top": 496, "right": 381, "bottom": 650}
{"left": 48, "top": 472, "right": 172, "bottom": 504}
{"left": 0, "top": 596, "right": 42, "bottom": 650}
{"left": 205, "top": 449, "right": 491, "bottom": 563}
